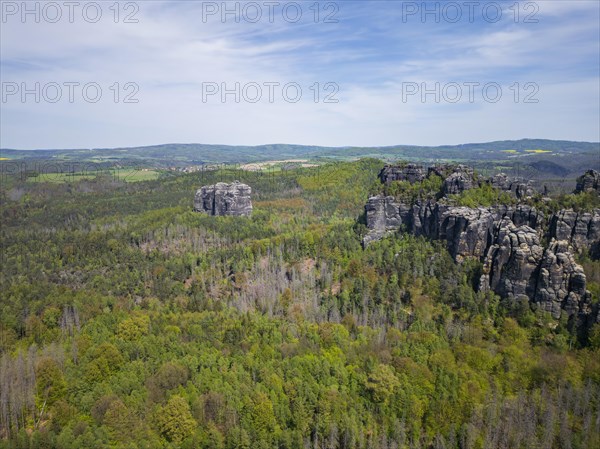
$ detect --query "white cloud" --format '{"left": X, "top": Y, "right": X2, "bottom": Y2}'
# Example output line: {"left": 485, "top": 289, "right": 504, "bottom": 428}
{"left": 534, "top": 0, "right": 600, "bottom": 16}
{"left": 0, "top": 0, "right": 598, "bottom": 149}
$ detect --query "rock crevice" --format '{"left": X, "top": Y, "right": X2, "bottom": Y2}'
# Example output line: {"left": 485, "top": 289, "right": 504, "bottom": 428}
{"left": 363, "top": 165, "right": 599, "bottom": 320}
{"left": 194, "top": 181, "right": 253, "bottom": 216}
{"left": 575, "top": 169, "right": 600, "bottom": 194}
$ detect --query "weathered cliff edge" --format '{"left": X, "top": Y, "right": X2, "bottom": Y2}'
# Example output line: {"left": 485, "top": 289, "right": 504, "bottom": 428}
{"left": 364, "top": 165, "right": 600, "bottom": 320}
{"left": 194, "top": 181, "right": 252, "bottom": 216}
{"left": 575, "top": 169, "right": 600, "bottom": 193}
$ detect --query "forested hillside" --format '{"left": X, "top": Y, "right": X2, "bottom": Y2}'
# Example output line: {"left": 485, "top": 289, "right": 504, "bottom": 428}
{"left": 1, "top": 160, "right": 599, "bottom": 449}
{"left": 2, "top": 139, "right": 599, "bottom": 177}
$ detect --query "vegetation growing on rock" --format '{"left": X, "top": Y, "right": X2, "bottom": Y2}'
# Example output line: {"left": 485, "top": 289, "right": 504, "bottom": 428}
{"left": 0, "top": 159, "right": 599, "bottom": 448}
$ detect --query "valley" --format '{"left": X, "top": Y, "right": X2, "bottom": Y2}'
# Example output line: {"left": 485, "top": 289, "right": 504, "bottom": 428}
{"left": 1, "top": 156, "right": 599, "bottom": 448}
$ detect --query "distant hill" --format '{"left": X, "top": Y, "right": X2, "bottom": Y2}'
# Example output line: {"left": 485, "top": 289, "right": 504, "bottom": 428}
{"left": 2, "top": 139, "right": 598, "bottom": 177}
{"left": 529, "top": 160, "right": 570, "bottom": 177}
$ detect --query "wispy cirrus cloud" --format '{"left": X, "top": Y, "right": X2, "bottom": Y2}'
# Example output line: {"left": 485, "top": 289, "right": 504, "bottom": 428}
{"left": 1, "top": 0, "right": 598, "bottom": 149}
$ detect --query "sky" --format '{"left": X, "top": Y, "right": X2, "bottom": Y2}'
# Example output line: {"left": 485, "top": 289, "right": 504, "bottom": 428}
{"left": 1, "top": 0, "right": 599, "bottom": 149}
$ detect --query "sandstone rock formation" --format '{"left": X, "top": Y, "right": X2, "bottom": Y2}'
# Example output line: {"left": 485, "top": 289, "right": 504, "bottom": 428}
{"left": 379, "top": 164, "right": 427, "bottom": 184}
{"left": 381, "top": 163, "right": 537, "bottom": 198}
{"left": 364, "top": 199, "right": 543, "bottom": 260}
{"left": 363, "top": 195, "right": 406, "bottom": 246}
{"left": 575, "top": 169, "right": 600, "bottom": 194}
{"left": 488, "top": 173, "right": 513, "bottom": 191}
{"left": 194, "top": 181, "right": 252, "bottom": 216}
{"left": 362, "top": 166, "right": 600, "bottom": 320}
{"left": 442, "top": 165, "right": 475, "bottom": 195}
{"left": 489, "top": 173, "right": 536, "bottom": 199}
{"left": 479, "top": 219, "right": 543, "bottom": 305}
{"left": 549, "top": 209, "right": 600, "bottom": 256}
{"left": 534, "top": 240, "right": 591, "bottom": 318}
{"left": 478, "top": 219, "right": 591, "bottom": 319}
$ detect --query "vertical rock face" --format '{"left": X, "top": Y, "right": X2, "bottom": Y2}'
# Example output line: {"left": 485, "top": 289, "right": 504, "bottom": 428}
{"left": 489, "top": 173, "right": 513, "bottom": 191}
{"left": 549, "top": 209, "right": 600, "bottom": 256}
{"left": 409, "top": 203, "right": 496, "bottom": 261}
{"left": 439, "top": 207, "right": 496, "bottom": 262}
{"left": 498, "top": 204, "right": 545, "bottom": 229}
{"left": 194, "top": 181, "right": 252, "bottom": 216}
{"left": 363, "top": 195, "right": 410, "bottom": 246}
{"left": 575, "top": 169, "right": 600, "bottom": 193}
{"left": 515, "top": 183, "right": 536, "bottom": 200}
{"left": 442, "top": 165, "right": 475, "bottom": 195}
{"left": 365, "top": 200, "right": 544, "bottom": 260}
{"left": 379, "top": 164, "right": 427, "bottom": 184}
{"left": 427, "top": 164, "right": 454, "bottom": 180}
{"left": 362, "top": 166, "right": 600, "bottom": 321}
{"left": 479, "top": 220, "right": 591, "bottom": 319}
{"left": 480, "top": 219, "right": 543, "bottom": 304}
{"left": 364, "top": 200, "right": 598, "bottom": 319}
{"left": 489, "top": 173, "right": 536, "bottom": 199}
{"left": 534, "top": 240, "right": 591, "bottom": 318}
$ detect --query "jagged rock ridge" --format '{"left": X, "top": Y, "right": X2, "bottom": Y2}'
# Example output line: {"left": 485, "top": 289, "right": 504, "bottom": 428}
{"left": 489, "top": 173, "right": 537, "bottom": 199}
{"left": 442, "top": 165, "right": 475, "bottom": 195}
{"left": 549, "top": 209, "right": 600, "bottom": 257}
{"left": 379, "top": 163, "right": 537, "bottom": 198}
{"left": 363, "top": 164, "right": 600, "bottom": 320}
{"left": 479, "top": 219, "right": 592, "bottom": 319}
{"left": 194, "top": 181, "right": 252, "bottom": 216}
{"left": 379, "top": 164, "right": 427, "bottom": 184}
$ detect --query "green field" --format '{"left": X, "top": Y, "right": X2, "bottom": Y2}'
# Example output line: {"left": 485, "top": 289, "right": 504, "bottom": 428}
{"left": 26, "top": 167, "right": 161, "bottom": 183}
{"left": 1, "top": 159, "right": 599, "bottom": 448}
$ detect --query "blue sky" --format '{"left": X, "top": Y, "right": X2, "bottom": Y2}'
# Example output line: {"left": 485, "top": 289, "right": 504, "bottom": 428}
{"left": 1, "top": 0, "right": 599, "bottom": 149}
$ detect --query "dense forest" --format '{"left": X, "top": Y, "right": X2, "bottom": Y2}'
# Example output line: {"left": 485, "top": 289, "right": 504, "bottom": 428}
{"left": 0, "top": 160, "right": 599, "bottom": 449}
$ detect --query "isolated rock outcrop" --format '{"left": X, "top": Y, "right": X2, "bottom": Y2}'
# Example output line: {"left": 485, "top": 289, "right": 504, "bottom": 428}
{"left": 442, "top": 165, "right": 475, "bottom": 195}
{"left": 194, "top": 181, "right": 252, "bottom": 216}
{"left": 575, "top": 170, "right": 600, "bottom": 194}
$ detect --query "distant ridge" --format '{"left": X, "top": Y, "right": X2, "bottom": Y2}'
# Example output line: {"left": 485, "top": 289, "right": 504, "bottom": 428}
{"left": 2, "top": 138, "right": 598, "bottom": 154}
{"left": 1, "top": 139, "right": 598, "bottom": 176}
